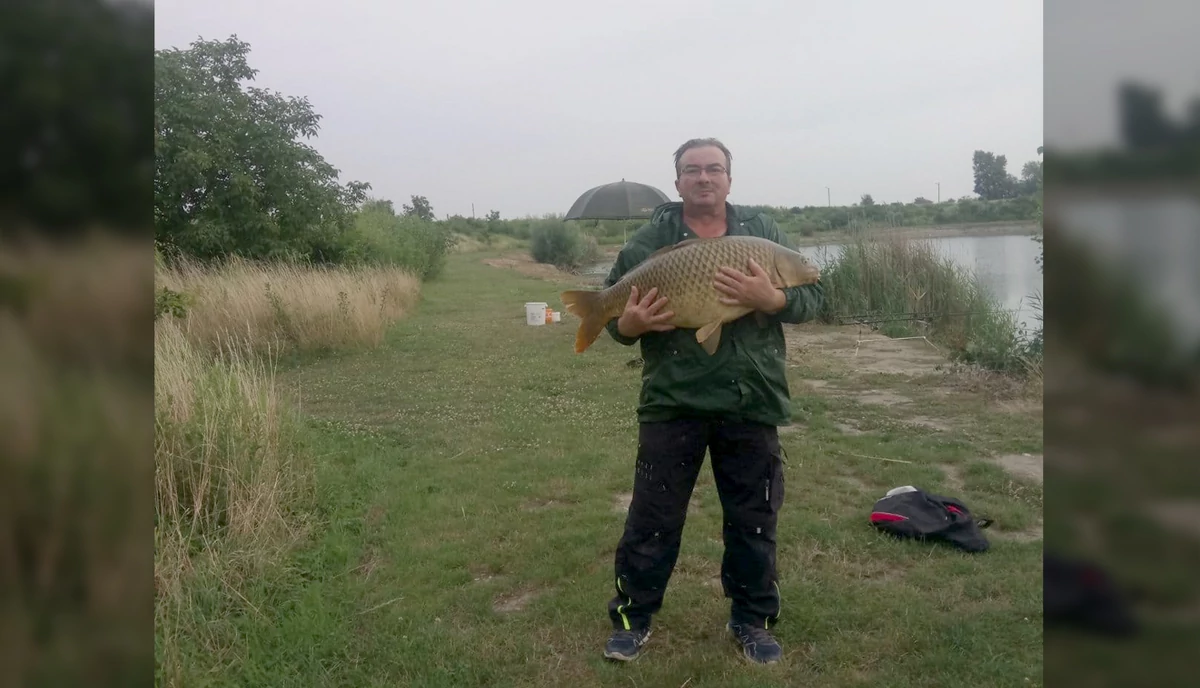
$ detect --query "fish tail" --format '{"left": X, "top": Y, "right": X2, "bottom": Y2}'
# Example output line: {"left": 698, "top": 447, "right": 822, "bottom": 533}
{"left": 560, "top": 289, "right": 609, "bottom": 353}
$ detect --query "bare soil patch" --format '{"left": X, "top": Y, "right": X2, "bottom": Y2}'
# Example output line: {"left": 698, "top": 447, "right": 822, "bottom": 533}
{"left": 612, "top": 493, "right": 632, "bottom": 514}
{"left": 989, "top": 453, "right": 1043, "bottom": 484}
{"left": 492, "top": 589, "right": 542, "bottom": 613}
{"left": 833, "top": 421, "right": 866, "bottom": 436}
{"left": 855, "top": 390, "right": 913, "bottom": 406}
{"left": 907, "top": 416, "right": 954, "bottom": 432}
{"left": 481, "top": 255, "right": 575, "bottom": 282}
{"left": 786, "top": 325, "right": 947, "bottom": 378}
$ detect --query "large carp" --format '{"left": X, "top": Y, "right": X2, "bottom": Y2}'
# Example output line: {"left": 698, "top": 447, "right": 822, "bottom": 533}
{"left": 559, "top": 235, "right": 820, "bottom": 355}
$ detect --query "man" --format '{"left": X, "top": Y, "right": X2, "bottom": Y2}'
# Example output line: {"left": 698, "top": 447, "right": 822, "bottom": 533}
{"left": 601, "top": 138, "right": 824, "bottom": 665}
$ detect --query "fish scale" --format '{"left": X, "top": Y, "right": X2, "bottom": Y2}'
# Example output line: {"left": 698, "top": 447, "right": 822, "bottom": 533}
{"left": 560, "top": 235, "right": 820, "bottom": 355}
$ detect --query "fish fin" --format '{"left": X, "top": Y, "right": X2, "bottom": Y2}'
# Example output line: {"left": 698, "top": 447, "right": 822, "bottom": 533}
{"left": 560, "top": 289, "right": 608, "bottom": 353}
{"left": 696, "top": 319, "right": 723, "bottom": 355}
{"left": 647, "top": 237, "right": 705, "bottom": 260}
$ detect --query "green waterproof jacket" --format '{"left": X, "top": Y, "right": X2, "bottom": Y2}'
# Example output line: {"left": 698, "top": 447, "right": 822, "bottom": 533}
{"left": 603, "top": 201, "right": 825, "bottom": 427}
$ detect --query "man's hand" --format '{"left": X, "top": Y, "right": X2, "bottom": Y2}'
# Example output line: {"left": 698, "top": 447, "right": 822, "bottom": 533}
{"left": 617, "top": 286, "right": 676, "bottom": 338}
{"left": 714, "top": 259, "right": 787, "bottom": 313}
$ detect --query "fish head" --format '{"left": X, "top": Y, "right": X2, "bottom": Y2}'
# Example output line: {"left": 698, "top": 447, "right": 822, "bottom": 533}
{"left": 771, "top": 246, "right": 821, "bottom": 287}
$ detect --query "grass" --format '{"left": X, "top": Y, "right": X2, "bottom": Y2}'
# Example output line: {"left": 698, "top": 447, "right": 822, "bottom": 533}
{"left": 156, "top": 255, "right": 423, "bottom": 356}
{"left": 152, "top": 256, "right": 423, "bottom": 685}
{"left": 157, "top": 248, "right": 1044, "bottom": 686}
{"left": 816, "top": 235, "right": 1037, "bottom": 375}
{"left": 154, "top": 317, "right": 314, "bottom": 686}
{"left": 1, "top": 234, "right": 153, "bottom": 686}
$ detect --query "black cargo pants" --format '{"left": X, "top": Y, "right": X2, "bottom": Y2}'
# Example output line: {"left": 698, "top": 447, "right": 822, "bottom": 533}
{"left": 607, "top": 418, "right": 785, "bottom": 632}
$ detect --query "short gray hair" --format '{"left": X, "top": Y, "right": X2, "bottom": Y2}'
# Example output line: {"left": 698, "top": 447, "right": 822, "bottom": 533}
{"left": 673, "top": 138, "right": 732, "bottom": 178}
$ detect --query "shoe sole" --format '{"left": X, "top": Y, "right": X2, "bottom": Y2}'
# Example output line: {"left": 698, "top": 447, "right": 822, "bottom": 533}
{"left": 603, "top": 629, "right": 651, "bottom": 662}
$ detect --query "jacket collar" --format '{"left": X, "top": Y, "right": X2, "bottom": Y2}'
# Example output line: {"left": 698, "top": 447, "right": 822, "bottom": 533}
{"left": 647, "top": 201, "right": 758, "bottom": 227}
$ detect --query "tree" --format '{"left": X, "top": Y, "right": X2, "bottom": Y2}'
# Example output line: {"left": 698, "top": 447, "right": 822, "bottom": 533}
{"left": 860, "top": 194, "right": 875, "bottom": 207}
{"left": 361, "top": 198, "right": 395, "bottom": 215}
{"left": 913, "top": 196, "right": 932, "bottom": 205}
{"left": 1019, "top": 160, "right": 1042, "bottom": 196}
{"left": 402, "top": 195, "right": 435, "bottom": 221}
{"left": 154, "top": 35, "right": 369, "bottom": 262}
{"left": 972, "top": 150, "right": 1019, "bottom": 200}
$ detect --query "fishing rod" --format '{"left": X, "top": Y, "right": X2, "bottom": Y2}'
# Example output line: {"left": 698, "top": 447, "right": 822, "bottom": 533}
{"left": 831, "top": 308, "right": 1032, "bottom": 322}
{"left": 831, "top": 310, "right": 1038, "bottom": 327}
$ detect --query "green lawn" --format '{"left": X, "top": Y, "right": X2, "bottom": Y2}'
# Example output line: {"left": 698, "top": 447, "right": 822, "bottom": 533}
{"left": 168, "top": 250, "right": 1044, "bottom": 687}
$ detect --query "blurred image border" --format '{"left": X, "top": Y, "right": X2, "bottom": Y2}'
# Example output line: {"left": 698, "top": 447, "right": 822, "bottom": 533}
{"left": 1043, "top": 1, "right": 1200, "bottom": 686}
{"left": 1, "top": 1, "right": 156, "bottom": 686}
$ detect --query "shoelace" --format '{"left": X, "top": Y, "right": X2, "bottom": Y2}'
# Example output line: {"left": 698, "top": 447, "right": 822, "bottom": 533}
{"left": 733, "top": 625, "right": 775, "bottom": 645}
{"left": 613, "top": 629, "right": 646, "bottom": 642}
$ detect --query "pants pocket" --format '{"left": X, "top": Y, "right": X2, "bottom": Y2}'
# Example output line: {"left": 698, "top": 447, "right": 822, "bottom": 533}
{"left": 766, "top": 454, "right": 784, "bottom": 513}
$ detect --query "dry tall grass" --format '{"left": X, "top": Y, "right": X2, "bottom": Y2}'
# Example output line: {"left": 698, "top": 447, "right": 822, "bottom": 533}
{"left": 1, "top": 233, "right": 153, "bottom": 686}
{"left": 153, "top": 316, "right": 313, "bottom": 684}
{"left": 154, "top": 319, "right": 308, "bottom": 550}
{"left": 157, "top": 256, "right": 422, "bottom": 354}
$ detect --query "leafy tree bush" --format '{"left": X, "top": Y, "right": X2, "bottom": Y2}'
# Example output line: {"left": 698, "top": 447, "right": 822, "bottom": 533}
{"left": 344, "top": 200, "right": 456, "bottom": 280}
{"left": 154, "top": 36, "right": 369, "bottom": 264}
{"left": 529, "top": 219, "right": 599, "bottom": 270}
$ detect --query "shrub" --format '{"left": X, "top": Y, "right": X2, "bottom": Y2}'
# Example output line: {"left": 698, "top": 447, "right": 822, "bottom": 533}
{"left": 344, "top": 205, "right": 456, "bottom": 280}
{"left": 155, "top": 286, "right": 190, "bottom": 320}
{"left": 529, "top": 219, "right": 600, "bottom": 270}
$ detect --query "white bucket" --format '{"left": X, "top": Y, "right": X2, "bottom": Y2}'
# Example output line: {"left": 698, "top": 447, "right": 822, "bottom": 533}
{"left": 525, "top": 302, "right": 548, "bottom": 326}
{"left": 551, "top": 311, "right": 561, "bottom": 323}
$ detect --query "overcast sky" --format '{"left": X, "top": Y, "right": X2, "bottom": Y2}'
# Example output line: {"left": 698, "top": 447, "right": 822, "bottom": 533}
{"left": 154, "top": 0, "right": 1046, "bottom": 219}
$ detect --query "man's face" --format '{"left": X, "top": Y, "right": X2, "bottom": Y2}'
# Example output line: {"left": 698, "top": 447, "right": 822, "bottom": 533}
{"left": 675, "top": 145, "right": 731, "bottom": 210}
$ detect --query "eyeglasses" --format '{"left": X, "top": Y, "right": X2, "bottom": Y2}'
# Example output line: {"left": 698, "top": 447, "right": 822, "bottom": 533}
{"left": 679, "top": 164, "right": 728, "bottom": 178}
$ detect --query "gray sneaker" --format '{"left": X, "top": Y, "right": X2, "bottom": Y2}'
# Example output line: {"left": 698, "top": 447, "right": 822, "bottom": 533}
{"left": 727, "top": 621, "right": 782, "bottom": 664}
{"left": 603, "top": 626, "right": 652, "bottom": 661}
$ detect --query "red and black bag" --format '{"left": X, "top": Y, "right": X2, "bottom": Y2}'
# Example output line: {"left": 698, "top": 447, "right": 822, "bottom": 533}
{"left": 868, "top": 486, "right": 993, "bottom": 552}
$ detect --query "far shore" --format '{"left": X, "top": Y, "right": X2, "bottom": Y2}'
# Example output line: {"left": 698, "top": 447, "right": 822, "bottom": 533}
{"left": 785, "top": 220, "right": 1040, "bottom": 247}
{"left": 596, "top": 220, "right": 1040, "bottom": 257}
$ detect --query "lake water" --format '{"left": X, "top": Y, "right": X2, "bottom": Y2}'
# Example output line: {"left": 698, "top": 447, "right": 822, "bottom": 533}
{"left": 1051, "top": 191, "right": 1200, "bottom": 349}
{"left": 584, "top": 232, "right": 1045, "bottom": 326}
